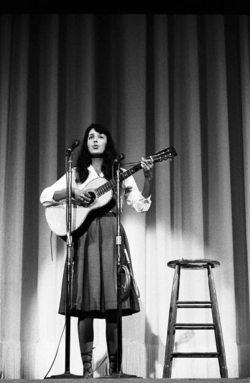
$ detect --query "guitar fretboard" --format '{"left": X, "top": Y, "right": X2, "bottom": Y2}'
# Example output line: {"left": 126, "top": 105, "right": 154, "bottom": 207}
{"left": 91, "top": 146, "right": 176, "bottom": 198}
{"left": 96, "top": 162, "right": 142, "bottom": 197}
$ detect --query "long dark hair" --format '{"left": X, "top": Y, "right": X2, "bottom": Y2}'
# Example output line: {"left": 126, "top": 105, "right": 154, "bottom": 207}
{"left": 75, "top": 123, "right": 117, "bottom": 183}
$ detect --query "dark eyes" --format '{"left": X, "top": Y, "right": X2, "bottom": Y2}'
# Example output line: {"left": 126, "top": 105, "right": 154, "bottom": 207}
{"left": 88, "top": 134, "right": 105, "bottom": 139}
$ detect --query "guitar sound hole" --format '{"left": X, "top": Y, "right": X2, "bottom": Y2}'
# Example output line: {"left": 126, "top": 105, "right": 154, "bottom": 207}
{"left": 88, "top": 191, "right": 96, "bottom": 204}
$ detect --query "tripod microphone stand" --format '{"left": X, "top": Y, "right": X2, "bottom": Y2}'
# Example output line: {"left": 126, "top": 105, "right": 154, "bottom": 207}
{"left": 49, "top": 143, "right": 82, "bottom": 379}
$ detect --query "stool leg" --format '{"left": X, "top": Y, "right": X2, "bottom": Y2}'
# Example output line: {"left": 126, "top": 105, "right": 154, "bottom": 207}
{"left": 207, "top": 264, "right": 228, "bottom": 378}
{"left": 163, "top": 264, "right": 180, "bottom": 378}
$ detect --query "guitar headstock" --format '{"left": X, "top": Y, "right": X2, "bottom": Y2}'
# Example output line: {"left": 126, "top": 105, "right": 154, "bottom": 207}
{"left": 149, "top": 146, "right": 177, "bottom": 164}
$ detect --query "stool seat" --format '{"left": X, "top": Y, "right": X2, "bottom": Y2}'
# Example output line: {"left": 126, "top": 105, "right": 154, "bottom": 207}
{"left": 163, "top": 258, "right": 228, "bottom": 378}
{"left": 167, "top": 258, "right": 220, "bottom": 269}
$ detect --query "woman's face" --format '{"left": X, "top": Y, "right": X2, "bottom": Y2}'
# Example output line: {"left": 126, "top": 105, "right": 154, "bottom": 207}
{"left": 87, "top": 128, "right": 107, "bottom": 157}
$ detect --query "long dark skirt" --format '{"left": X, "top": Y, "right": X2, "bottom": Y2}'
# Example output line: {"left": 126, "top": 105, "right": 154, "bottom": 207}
{"left": 58, "top": 213, "right": 140, "bottom": 318}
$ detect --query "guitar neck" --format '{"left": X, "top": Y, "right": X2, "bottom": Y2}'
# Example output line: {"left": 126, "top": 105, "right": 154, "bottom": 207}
{"left": 93, "top": 146, "right": 177, "bottom": 197}
{"left": 96, "top": 162, "right": 142, "bottom": 197}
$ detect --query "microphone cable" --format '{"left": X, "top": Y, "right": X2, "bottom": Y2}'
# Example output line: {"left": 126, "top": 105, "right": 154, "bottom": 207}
{"left": 43, "top": 324, "right": 66, "bottom": 379}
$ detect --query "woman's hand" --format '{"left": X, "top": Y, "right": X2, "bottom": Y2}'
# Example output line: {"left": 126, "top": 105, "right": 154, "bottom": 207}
{"left": 141, "top": 157, "right": 154, "bottom": 182}
{"left": 74, "top": 188, "right": 92, "bottom": 206}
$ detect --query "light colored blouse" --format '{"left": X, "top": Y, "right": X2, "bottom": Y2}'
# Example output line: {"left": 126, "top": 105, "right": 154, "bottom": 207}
{"left": 40, "top": 165, "right": 151, "bottom": 213}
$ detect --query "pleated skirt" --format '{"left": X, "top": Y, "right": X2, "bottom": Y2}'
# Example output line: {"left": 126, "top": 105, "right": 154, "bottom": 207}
{"left": 58, "top": 213, "right": 140, "bottom": 318}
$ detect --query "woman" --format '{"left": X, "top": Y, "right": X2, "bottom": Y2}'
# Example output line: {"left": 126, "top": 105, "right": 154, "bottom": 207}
{"left": 40, "top": 123, "right": 154, "bottom": 378}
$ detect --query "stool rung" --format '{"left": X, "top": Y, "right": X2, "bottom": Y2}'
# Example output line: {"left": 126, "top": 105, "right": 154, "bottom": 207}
{"left": 172, "top": 352, "right": 219, "bottom": 358}
{"left": 175, "top": 323, "right": 215, "bottom": 330}
{"left": 177, "top": 301, "right": 212, "bottom": 308}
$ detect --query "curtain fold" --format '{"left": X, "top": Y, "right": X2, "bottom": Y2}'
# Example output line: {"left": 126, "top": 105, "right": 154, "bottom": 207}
{"left": 0, "top": 13, "right": 250, "bottom": 379}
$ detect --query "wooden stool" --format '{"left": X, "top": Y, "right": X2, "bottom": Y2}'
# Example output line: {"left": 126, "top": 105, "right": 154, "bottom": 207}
{"left": 163, "top": 259, "right": 228, "bottom": 378}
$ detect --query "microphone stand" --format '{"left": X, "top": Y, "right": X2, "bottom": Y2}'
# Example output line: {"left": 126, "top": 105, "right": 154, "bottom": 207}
{"left": 115, "top": 159, "right": 123, "bottom": 377}
{"left": 111, "top": 158, "right": 138, "bottom": 379}
{"left": 49, "top": 150, "right": 81, "bottom": 379}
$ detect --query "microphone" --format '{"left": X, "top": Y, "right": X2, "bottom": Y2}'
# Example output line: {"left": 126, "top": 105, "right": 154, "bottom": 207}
{"left": 66, "top": 139, "right": 81, "bottom": 154}
{"left": 114, "top": 153, "right": 125, "bottom": 163}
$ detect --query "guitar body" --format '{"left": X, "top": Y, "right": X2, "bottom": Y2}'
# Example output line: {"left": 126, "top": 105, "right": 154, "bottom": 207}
{"left": 45, "top": 177, "right": 113, "bottom": 236}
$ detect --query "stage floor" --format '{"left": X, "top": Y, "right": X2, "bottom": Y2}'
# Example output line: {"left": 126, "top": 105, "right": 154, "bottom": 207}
{"left": 1, "top": 379, "right": 250, "bottom": 383}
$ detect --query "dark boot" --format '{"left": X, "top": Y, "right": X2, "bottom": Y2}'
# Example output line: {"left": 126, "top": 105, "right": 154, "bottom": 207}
{"left": 81, "top": 351, "right": 93, "bottom": 378}
{"left": 109, "top": 355, "right": 119, "bottom": 376}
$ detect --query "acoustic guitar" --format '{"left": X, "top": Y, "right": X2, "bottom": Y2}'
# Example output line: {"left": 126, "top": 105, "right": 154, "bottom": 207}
{"left": 45, "top": 146, "right": 177, "bottom": 236}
